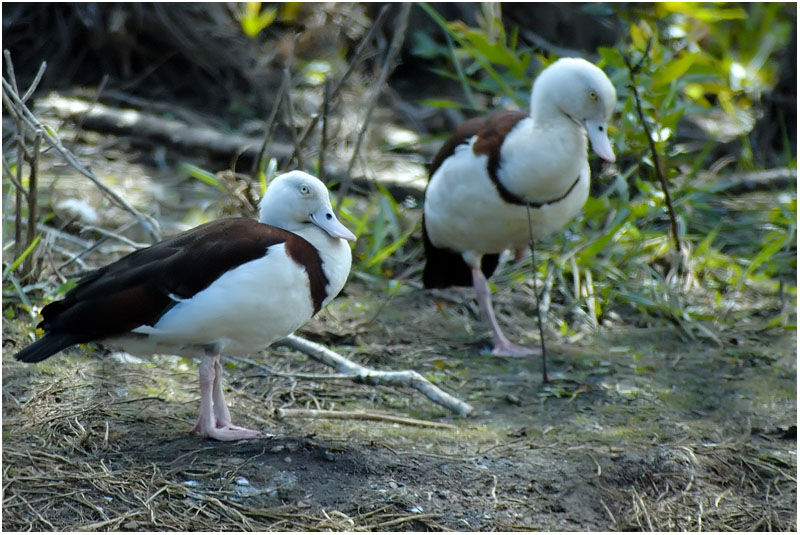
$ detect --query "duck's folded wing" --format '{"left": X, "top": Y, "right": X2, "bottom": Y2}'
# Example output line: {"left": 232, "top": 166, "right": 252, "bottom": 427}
{"left": 38, "top": 218, "right": 294, "bottom": 342}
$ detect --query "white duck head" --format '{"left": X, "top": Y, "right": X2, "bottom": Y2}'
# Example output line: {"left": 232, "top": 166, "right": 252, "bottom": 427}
{"left": 530, "top": 57, "right": 617, "bottom": 162}
{"left": 259, "top": 170, "right": 356, "bottom": 241}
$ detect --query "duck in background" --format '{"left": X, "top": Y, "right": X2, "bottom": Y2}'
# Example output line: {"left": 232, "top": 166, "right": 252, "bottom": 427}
{"left": 422, "top": 57, "right": 617, "bottom": 378}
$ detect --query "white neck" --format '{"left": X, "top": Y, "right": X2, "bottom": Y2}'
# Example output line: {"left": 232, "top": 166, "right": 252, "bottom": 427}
{"left": 497, "top": 115, "right": 588, "bottom": 201}
{"left": 293, "top": 225, "right": 352, "bottom": 306}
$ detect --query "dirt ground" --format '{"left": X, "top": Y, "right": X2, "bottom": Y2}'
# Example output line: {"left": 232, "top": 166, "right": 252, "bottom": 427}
{"left": 2, "top": 275, "right": 796, "bottom": 530}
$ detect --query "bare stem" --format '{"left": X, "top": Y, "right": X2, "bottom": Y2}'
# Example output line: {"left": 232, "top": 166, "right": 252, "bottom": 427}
{"left": 23, "top": 131, "right": 41, "bottom": 277}
{"left": 335, "top": 3, "right": 412, "bottom": 212}
{"left": 624, "top": 53, "right": 682, "bottom": 254}
{"left": 318, "top": 76, "right": 331, "bottom": 182}
{"left": 252, "top": 74, "right": 287, "bottom": 178}
{"left": 289, "top": 5, "right": 391, "bottom": 164}
{"left": 1, "top": 77, "right": 161, "bottom": 242}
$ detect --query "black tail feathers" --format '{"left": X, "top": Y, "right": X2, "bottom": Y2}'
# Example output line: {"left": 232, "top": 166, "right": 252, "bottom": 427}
{"left": 14, "top": 333, "right": 81, "bottom": 363}
{"left": 421, "top": 216, "right": 499, "bottom": 289}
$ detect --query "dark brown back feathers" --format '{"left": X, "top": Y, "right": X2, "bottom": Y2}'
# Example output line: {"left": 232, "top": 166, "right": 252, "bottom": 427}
{"left": 16, "top": 218, "right": 326, "bottom": 362}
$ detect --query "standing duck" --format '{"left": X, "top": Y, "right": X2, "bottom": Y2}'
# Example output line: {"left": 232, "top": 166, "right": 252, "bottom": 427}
{"left": 14, "top": 170, "right": 355, "bottom": 441}
{"left": 422, "top": 57, "right": 616, "bottom": 366}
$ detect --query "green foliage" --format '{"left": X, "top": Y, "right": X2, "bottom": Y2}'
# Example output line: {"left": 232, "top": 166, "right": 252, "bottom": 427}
{"left": 2, "top": 234, "right": 41, "bottom": 281}
{"left": 239, "top": 2, "right": 277, "bottom": 38}
{"left": 181, "top": 162, "right": 225, "bottom": 191}
{"left": 415, "top": 2, "right": 536, "bottom": 109}
{"left": 413, "top": 3, "right": 796, "bottom": 334}
{"left": 337, "top": 184, "right": 418, "bottom": 284}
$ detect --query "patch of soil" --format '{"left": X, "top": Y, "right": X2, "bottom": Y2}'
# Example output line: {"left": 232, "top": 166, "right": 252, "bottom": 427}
{"left": 3, "top": 280, "right": 796, "bottom": 531}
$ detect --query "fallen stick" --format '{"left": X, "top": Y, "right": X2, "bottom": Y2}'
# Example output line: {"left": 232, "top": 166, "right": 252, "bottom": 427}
{"left": 275, "top": 408, "right": 457, "bottom": 429}
{"left": 275, "top": 334, "right": 473, "bottom": 417}
{"left": 37, "top": 93, "right": 294, "bottom": 169}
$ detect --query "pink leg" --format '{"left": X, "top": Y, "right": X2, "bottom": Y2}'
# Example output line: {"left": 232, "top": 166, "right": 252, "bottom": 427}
{"left": 211, "top": 357, "right": 258, "bottom": 435}
{"left": 471, "top": 267, "right": 541, "bottom": 358}
{"left": 191, "top": 352, "right": 261, "bottom": 441}
{"left": 211, "top": 356, "right": 233, "bottom": 426}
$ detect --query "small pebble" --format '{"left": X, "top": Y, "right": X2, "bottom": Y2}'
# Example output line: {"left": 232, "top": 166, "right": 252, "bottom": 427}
{"left": 284, "top": 456, "right": 292, "bottom": 464}
{"left": 409, "top": 505, "right": 424, "bottom": 514}
{"left": 388, "top": 480, "right": 398, "bottom": 489}
{"left": 235, "top": 476, "right": 249, "bottom": 486}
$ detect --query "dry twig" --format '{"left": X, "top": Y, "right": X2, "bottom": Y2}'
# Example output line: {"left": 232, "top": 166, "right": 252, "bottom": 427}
{"left": 275, "top": 334, "right": 473, "bottom": 416}
{"left": 623, "top": 49, "right": 681, "bottom": 255}
{"left": 276, "top": 408, "right": 457, "bottom": 429}
{"left": 289, "top": 4, "right": 392, "bottom": 165}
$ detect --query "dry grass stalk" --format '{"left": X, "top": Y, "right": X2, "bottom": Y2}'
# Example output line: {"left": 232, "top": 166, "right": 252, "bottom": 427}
{"left": 275, "top": 408, "right": 457, "bottom": 429}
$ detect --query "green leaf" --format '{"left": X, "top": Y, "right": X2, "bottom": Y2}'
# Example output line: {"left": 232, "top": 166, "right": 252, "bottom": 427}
{"left": 661, "top": 3, "right": 747, "bottom": 22}
{"left": 365, "top": 227, "right": 415, "bottom": 268}
{"left": 241, "top": 2, "right": 277, "bottom": 38}
{"left": 419, "top": 98, "right": 464, "bottom": 109}
{"left": 451, "top": 22, "right": 526, "bottom": 78}
{"left": 411, "top": 31, "right": 447, "bottom": 60}
{"left": 2, "top": 234, "right": 41, "bottom": 281}
{"left": 181, "top": 163, "right": 225, "bottom": 191}
{"left": 653, "top": 52, "right": 698, "bottom": 88}
{"left": 740, "top": 233, "right": 785, "bottom": 288}
{"left": 694, "top": 225, "right": 720, "bottom": 257}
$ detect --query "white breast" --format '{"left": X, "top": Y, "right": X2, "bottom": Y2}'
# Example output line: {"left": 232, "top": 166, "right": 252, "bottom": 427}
{"left": 424, "top": 121, "right": 590, "bottom": 257}
{"left": 121, "top": 244, "right": 316, "bottom": 356}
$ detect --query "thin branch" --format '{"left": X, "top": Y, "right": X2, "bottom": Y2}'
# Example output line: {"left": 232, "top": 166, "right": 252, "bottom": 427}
{"left": 1, "top": 153, "right": 26, "bottom": 194}
{"left": 289, "top": 4, "right": 391, "bottom": 164}
{"left": 1, "top": 78, "right": 161, "bottom": 241}
{"left": 525, "top": 214, "right": 548, "bottom": 384}
{"left": 23, "top": 131, "right": 41, "bottom": 277}
{"left": 21, "top": 60, "right": 47, "bottom": 103}
{"left": 275, "top": 334, "right": 474, "bottom": 417}
{"left": 13, "top": 131, "right": 23, "bottom": 262}
{"left": 283, "top": 68, "right": 304, "bottom": 170}
{"left": 72, "top": 73, "right": 109, "bottom": 145}
{"left": 281, "top": 34, "right": 303, "bottom": 170}
{"left": 252, "top": 74, "right": 288, "bottom": 177}
{"left": 276, "top": 408, "right": 457, "bottom": 429}
{"left": 335, "top": 3, "right": 412, "bottom": 212}
{"left": 623, "top": 52, "right": 681, "bottom": 254}
{"left": 318, "top": 76, "right": 331, "bottom": 182}
{"left": 3, "top": 49, "right": 19, "bottom": 94}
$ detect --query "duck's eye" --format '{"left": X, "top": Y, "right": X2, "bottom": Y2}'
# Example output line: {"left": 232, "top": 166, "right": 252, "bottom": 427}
{"left": 589, "top": 90, "right": 598, "bottom": 102}
{"left": 299, "top": 184, "right": 310, "bottom": 195}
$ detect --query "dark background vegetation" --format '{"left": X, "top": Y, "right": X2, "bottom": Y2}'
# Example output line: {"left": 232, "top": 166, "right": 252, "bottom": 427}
{"left": 2, "top": 2, "right": 796, "bottom": 531}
